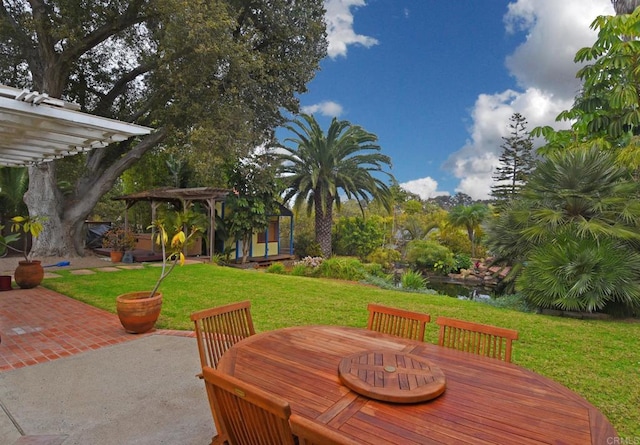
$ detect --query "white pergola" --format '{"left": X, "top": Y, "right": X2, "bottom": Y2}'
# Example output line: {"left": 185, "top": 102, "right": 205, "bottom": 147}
{"left": 0, "top": 84, "right": 153, "bottom": 166}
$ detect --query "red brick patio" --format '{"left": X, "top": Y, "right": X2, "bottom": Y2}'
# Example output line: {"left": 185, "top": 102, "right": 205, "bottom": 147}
{"left": 0, "top": 287, "right": 193, "bottom": 372}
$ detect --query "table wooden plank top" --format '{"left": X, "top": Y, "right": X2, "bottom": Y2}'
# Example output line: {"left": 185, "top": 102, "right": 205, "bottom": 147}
{"left": 217, "top": 325, "right": 617, "bottom": 445}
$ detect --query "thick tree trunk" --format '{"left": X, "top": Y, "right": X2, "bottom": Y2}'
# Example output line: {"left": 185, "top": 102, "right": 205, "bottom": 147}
{"left": 314, "top": 193, "right": 334, "bottom": 258}
{"left": 25, "top": 130, "right": 167, "bottom": 258}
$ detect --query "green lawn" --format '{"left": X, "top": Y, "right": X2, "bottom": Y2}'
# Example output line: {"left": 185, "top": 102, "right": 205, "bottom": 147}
{"left": 43, "top": 263, "right": 640, "bottom": 438}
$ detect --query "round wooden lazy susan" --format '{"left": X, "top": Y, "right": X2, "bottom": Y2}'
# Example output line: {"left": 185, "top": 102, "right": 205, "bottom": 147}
{"left": 338, "top": 349, "right": 446, "bottom": 404}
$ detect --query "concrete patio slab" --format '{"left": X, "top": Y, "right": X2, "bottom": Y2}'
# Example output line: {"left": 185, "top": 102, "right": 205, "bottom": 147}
{"left": 0, "top": 335, "right": 215, "bottom": 445}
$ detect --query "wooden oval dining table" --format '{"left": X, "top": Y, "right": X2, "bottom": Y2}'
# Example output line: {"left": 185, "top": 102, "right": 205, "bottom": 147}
{"left": 217, "top": 325, "right": 617, "bottom": 444}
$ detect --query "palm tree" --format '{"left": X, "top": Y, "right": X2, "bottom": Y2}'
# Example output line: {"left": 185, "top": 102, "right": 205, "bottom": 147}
{"left": 612, "top": 0, "right": 640, "bottom": 14}
{"left": 489, "top": 146, "right": 640, "bottom": 314}
{"left": 447, "top": 204, "right": 488, "bottom": 258}
{"left": 275, "top": 114, "right": 394, "bottom": 257}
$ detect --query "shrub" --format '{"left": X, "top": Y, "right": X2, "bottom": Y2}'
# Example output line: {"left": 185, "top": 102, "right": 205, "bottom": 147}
{"left": 405, "top": 240, "right": 454, "bottom": 273}
{"left": 401, "top": 270, "right": 428, "bottom": 290}
{"left": 317, "top": 257, "right": 366, "bottom": 281}
{"left": 266, "top": 262, "right": 287, "bottom": 274}
{"left": 290, "top": 264, "right": 310, "bottom": 276}
{"left": 366, "top": 247, "right": 401, "bottom": 271}
{"left": 453, "top": 253, "right": 472, "bottom": 272}
{"left": 362, "top": 262, "right": 387, "bottom": 278}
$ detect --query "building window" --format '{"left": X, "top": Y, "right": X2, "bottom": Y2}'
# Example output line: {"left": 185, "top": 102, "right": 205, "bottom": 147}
{"left": 257, "top": 220, "right": 278, "bottom": 243}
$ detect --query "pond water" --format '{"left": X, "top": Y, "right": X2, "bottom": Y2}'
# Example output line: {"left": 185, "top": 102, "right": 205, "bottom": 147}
{"left": 425, "top": 277, "right": 496, "bottom": 301}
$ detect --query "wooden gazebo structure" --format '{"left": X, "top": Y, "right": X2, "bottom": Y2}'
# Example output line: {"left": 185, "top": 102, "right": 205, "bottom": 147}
{"left": 113, "top": 187, "right": 230, "bottom": 259}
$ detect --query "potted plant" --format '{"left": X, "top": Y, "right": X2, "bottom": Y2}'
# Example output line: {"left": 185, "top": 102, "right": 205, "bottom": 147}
{"left": 115, "top": 210, "right": 207, "bottom": 333}
{"left": 0, "top": 216, "right": 46, "bottom": 289}
{"left": 102, "top": 225, "right": 136, "bottom": 262}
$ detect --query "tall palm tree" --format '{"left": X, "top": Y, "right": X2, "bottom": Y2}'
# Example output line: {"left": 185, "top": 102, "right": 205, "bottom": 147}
{"left": 447, "top": 204, "right": 488, "bottom": 258}
{"left": 275, "top": 114, "right": 394, "bottom": 257}
{"left": 612, "top": 0, "right": 640, "bottom": 14}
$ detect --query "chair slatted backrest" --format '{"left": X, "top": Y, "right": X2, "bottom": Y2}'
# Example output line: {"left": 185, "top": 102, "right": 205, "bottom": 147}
{"left": 436, "top": 316, "right": 519, "bottom": 363}
{"left": 366, "top": 303, "right": 431, "bottom": 342}
{"left": 290, "top": 414, "right": 360, "bottom": 445}
{"left": 191, "top": 300, "right": 255, "bottom": 370}
{"left": 202, "top": 366, "right": 296, "bottom": 445}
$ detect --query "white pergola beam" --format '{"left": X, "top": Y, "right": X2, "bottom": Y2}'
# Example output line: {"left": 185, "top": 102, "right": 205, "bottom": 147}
{"left": 0, "top": 84, "right": 153, "bottom": 167}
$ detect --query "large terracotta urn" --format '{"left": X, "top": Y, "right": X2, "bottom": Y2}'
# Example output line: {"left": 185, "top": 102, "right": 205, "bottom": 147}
{"left": 116, "top": 291, "right": 162, "bottom": 334}
{"left": 14, "top": 260, "right": 44, "bottom": 289}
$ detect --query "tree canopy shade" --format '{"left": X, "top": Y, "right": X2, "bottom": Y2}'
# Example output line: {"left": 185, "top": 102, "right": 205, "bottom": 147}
{"left": 274, "top": 114, "right": 395, "bottom": 257}
{"left": 0, "top": 0, "right": 327, "bottom": 256}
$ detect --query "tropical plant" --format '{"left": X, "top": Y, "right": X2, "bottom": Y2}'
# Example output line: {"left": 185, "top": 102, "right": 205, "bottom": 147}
{"left": 275, "top": 114, "right": 395, "bottom": 257}
{"left": 0, "top": 167, "right": 28, "bottom": 222}
{"left": 0, "top": 216, "right": 46, "bottom": 262}
{"left": 400, "top": 270, "right": 427, "bottom": 290}
{"left": 148, "top": 210, "right": 208, "bottom": 298}
{"left": 519, "top": 237, "right": 640, "bottom": 314}
{"left": 488, "top": 146, "right": 640, "bottom": 315}
{"left": 447, "top": 204, "right": 488, "bottom": 258}
{"left": 1, "top": 0, "right": 326, "bottom": 258}
{"left": 366, "top": 247, "right": 402, "bottom": 271}
{"left": 102, "top": 226, "right": 137, "bottom": 253}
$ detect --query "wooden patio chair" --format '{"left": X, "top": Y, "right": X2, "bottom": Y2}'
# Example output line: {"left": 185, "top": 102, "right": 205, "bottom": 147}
{"left": 191, "top": 300, "right": 256, "bottom": 371}
{"left": 436, "top": 316, "right": 519, "bottom": 363}
{"left": 366, "top": 303, "right": 431, "bottom": 342}
{"left": 202, "top": 366, "right": 296, "bottom": 445}
{"left": 191, "top": 301, "right": 255, "bottom": 444}
{"left": 290, "top": 414, "right": 360, "bottom": 445}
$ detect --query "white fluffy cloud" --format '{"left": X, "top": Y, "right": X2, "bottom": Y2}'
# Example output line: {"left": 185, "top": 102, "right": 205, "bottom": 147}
{"left": 400, "top": 177, "right": 449, "bottom": 200}
{"left": 445, "top": 0, "right": 613, "bottom": 200}
{"left": 324, "top": 0, "right": 379, "bottom": 58}
{"left": 301, "top": 101, "right": 344, "bottom": 117}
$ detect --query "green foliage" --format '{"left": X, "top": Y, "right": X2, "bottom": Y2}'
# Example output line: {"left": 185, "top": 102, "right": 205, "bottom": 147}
{"left": 361, "top": 262, "right": 388, "bottom": 278}
{"left": 1, "top": 0, "right": 327, "bottom": 256}
{"left": 317, "top": 257, "right": 367, "bottom": 281}
{"left": 0, "top": 167, "right": 28, "bottom": 221}
{"left": 366, "top": 247, "right": 401, "bottom": 271}
{"left": 519, "top": 237, "right": 640, "bottom": 315}
{"left": 447, "top": 204, "right": 488, "bottom": 258}
{"left": 275, "top": 113, "right": 395, "bottom": 257}
{"left": 333, "top": 216, "right": 385, "bottom": 259}
{"left": 290, "top": 264, "right": 311, "bottom": 277}
{"left": 491, "top": 113, "right": 535, "bottom": 205}
{"left": 225, "top": 154, "right": 280, "bottom": 263}
{"left": 266, "top": 262, "right": 287, "bottom": 274}
{"left": 401, "top": 270, "right": 428, "bottom": 290}
{"left": 488, "top": 146, "right": 640, "bottom": 315}
{"left": 453, "top": 253, "right": 472, "bottom": 272}
{"left": 405, "top": 240, "right": 455, "bottom": 272}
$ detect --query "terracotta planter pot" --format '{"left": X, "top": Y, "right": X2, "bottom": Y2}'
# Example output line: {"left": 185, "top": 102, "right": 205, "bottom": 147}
{"left": 0, "top": 275, "right": 12, "bottom": 291}
{"left": 14, "top": 260, "right": 44, "bottom": 289}
{"left": 110, "top": 251, "right": 124, "bottom": 263}
{"left": 116, "top": 291, "right": 162, "bottom": 334}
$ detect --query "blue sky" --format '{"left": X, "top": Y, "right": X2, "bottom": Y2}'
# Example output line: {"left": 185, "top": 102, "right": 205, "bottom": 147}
{"left": 288, "top": 0, "right": 615, "bottom": 200}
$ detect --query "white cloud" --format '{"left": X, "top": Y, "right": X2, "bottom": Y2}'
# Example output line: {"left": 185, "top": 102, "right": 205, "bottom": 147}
{"left": 324, "top": 0, "right": 379, "bottom": 58}
{"left": 446, "top": 0, "right": 614, "bottom": 200}
{"left": 301, "top": 101, "right": 344, "bottom": 117}
{"left": 400, "top": 177, "right": 449, "bottom": 200}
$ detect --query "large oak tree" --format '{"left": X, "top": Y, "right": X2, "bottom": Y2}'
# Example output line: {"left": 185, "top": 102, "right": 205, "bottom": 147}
{"left": 0, "top": 0, "right": 326, "bottom": 256}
